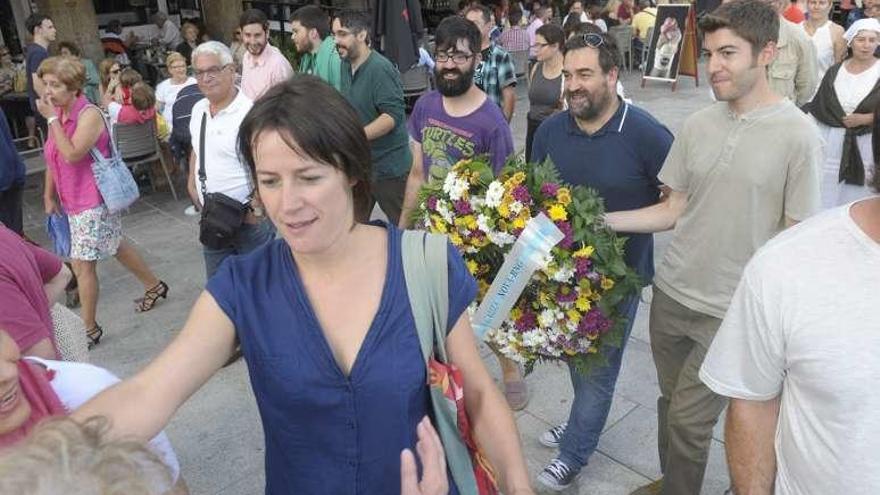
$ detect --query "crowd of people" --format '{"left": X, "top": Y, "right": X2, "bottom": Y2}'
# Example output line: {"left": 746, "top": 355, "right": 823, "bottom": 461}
{"left": 0, "top": 0, "right": 879, "bottom": 493}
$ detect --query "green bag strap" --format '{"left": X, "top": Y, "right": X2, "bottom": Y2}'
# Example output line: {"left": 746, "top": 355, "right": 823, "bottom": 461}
{"left": 401, "top": 230, "right": 450, "bottom": 363}
{"left": 401, "top": 230, "right": 480, "bottom": 495}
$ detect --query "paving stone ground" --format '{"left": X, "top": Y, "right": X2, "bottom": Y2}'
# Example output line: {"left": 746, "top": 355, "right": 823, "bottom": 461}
{"left": 20, "top": 65, "right": 726, "bottom": 494}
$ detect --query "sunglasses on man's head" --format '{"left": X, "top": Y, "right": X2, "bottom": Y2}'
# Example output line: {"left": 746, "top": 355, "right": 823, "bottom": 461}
{"left": 579, "top": 33, "right": 605, "bottom": 48}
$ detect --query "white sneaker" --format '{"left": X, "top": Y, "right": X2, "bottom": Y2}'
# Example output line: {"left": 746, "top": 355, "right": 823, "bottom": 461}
{"left": 539, "top": 422, "right": 567, "bottom": 448}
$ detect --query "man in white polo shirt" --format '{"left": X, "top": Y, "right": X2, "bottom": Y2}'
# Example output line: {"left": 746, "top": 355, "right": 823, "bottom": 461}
{"left": 188, "top": 41, "right": 274, "bottom": 279}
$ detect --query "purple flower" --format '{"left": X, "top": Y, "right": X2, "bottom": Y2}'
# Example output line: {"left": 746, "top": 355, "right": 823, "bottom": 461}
{"left": 556, "top": 288, "right": 577, "bottom": 304}
{"left": 557, "top": 221, "right": 574, "bottom": 249}
{"left": 575, "top": 257, "right": 592, "bottom": 277}
{"left": 512, "top": 185, "right": 531, "bottom": 204}
{"left": 540, "top": 183, "right": 560, "bottom": 197}
{"left": 586, "top": 271, "right": 601, "bottom": 282}
{"left": 426, "top": 196, "right": 438, "bottom": 210}
{"left": 453, "top": 199, "right": 472, "bottom": 215}
{"left": 515, "top": 310, "right": 538, "bottom": 332}
{"left": 577, "top": 309, "right": 612, "bottom": 338}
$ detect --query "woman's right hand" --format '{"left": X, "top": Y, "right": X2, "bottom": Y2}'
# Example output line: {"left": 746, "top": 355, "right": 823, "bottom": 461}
{"left": 44, "top": 196, "right": 59, "bottom": 215}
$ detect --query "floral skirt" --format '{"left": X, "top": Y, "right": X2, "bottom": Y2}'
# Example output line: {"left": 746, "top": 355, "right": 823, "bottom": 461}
{"left": 68, "top": 205, "right": 122, "bottom": 261}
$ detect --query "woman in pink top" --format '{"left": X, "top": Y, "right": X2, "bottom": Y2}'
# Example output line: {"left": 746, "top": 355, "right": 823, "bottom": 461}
{"left": 35, "top": 56, "right": 168, "bottom": 349}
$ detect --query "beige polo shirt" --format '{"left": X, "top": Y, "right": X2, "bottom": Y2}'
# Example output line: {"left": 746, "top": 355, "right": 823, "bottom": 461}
{"left": 769, "top": 18, "right": 817, "bottom": 107}
{"left": 654, "top": 100, "right": 822, "bottom": 319}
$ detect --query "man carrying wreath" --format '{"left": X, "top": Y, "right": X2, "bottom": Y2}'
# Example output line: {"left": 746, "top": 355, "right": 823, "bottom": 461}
{"left": 530, "top": 32, "right": 673, "bottom": 492}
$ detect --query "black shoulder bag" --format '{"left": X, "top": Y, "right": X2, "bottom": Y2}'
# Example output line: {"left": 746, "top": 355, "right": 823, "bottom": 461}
{"left": 198, "top": 113, "right": 250, "bottom": 249}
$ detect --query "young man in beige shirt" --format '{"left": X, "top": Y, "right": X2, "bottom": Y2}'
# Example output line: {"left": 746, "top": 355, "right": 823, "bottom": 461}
{"left": 605, "top": 1, "right": 822, "bottom": 493}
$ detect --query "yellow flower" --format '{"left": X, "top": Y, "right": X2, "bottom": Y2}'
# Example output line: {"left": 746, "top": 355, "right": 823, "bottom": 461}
{"left": 548, "top": 204, "right": 568, "bottom": 222}
{"left": 512, "top": 216, "right": 526, "bottom": 230}
{"left": 564, "top": 348, "right": 577, "bottom": 356}
{"left": 601, "top": 277, "right": 615, "bottom": 290}
{"left": 539, "top": 291, "right": 553, "bottom": 307}
{"left": 576, "top": 294, "right": 591, "bottom": 312}
{"left": 498, "top": 219, "right": 509, "bottom": 232}
{"left": 497, "top": 202, "right": 511, "bottom": 218}
{"left": 556, "top": 188, "right": 572, "bottom": 206}
{"left": 450, "top": 232, "right": 464, "bottom": 246}
{"left": 478, "top": 279, "right": 490, "bottom": 297}
{"left": 566, "top": 309, "right": 582, "bottom": 324}
{"left": 573, "top": 245, "right": 595, "bottom": 258}
{"left": 464, "top": 215, "right": 478, "bottom": 230}
{"left": 431, "top": 216, "right": 447, "bottom": 234}
{"left": 510, "top": 307, "right": 523, "bottom": 322}
{"left": 466, "top": 259, "right": 479, "bottom": 275}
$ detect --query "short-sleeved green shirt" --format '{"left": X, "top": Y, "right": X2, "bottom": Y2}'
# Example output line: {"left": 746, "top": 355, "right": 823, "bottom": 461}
{"left": 654, "top": 100, "right": 822, "bottom": 318}
{"left": 341, "top": 51, "right": 412, "bottom": 180}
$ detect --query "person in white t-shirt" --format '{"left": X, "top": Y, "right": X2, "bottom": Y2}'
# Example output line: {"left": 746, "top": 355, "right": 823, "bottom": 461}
{"left": 156, "top": 52, "right": 196, "bottom": 133}
{"left": 700, "top": 194, "right": 880, "bottom": 495}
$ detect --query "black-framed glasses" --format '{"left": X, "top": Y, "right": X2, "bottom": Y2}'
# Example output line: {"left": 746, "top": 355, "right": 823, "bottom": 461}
{"left": 435, "top": 52, "right": 475, "bottom": 64}
{"left": 194, "top": 65, "right": 230, "bottom": 80}
{"left": 579, "top": 33, "right": 605, "bottom": 48}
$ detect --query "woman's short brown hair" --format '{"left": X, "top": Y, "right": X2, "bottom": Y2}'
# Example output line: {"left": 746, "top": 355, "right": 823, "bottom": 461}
{"left": 37, "top": 56, "right": 86, "bottom": 94}
{"left": 98, "top": 58, "right": 117, "bottom": 88}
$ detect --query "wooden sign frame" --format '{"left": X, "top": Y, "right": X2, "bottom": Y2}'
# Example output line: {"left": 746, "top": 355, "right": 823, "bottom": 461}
{"left": 641, "top": 4, "right": 700, "bottom": 91}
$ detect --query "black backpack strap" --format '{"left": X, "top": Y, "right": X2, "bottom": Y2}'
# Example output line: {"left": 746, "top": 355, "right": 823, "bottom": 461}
{"left": 198, "top": 112, "right": 207, "bottom": 197}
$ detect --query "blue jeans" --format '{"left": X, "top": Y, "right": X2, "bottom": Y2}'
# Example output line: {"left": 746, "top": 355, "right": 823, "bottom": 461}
{"left": 203, "top": 218, "right": 275, "bottom": 280}
{"left": 558, "top": 294, "right": 641, "bottom": 471}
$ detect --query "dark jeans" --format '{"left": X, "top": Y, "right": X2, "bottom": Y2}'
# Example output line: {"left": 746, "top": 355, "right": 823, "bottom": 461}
{"left": 525, "top": 116, "right": 545, "bottom": 163}
{"left": 202, "top": 218, "right": 276, "bottom": 280}
{"left": 0, "top": 183, "right": 24, "bottom": 235}
{"left": 558, "top": 295, "right": 641, "bottom": 471}
{"left": 368, "top": 174, "right": 408, "bottom": 225}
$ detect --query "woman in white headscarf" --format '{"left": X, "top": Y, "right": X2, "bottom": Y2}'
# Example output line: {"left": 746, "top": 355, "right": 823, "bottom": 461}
{"left": 806, "top": 18, "right": 880, "bottom": 208}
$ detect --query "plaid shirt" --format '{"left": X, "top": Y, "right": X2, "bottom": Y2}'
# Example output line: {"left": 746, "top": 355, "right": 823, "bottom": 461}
{"left": 499, "top": 26, "right": 530, "bottom": 53}
{"left": 474, "top": 43, "right": 517, "bottom": 108}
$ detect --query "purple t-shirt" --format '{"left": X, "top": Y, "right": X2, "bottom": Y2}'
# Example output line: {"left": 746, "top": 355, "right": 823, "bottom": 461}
{"left": 408, "top": 91, "right": 514, "bottom": 177}
{"left": 0, "top": 225, "right": 61, "bottom": 352}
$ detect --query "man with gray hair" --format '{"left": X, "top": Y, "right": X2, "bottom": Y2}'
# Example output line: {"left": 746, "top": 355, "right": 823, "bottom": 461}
{"left": 151, "top": 12, "right": 183, "bottom": 51}
{"left": 187, "top": 41, "right": 274, "bottom": 278}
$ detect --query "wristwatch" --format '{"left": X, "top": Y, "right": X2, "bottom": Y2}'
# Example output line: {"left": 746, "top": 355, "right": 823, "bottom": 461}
{"left": 46, "top": 116, "right": 59, "bottom": 126}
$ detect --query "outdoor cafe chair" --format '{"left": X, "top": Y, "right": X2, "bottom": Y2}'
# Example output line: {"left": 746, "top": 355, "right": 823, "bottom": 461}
{"left": 113, "top": 120, "right": 178, "bottom": 201}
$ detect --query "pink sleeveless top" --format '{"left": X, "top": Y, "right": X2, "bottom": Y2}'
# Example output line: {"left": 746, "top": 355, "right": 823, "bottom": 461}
{"left": 44, "top": 94, "right": 112, "bottom": 215}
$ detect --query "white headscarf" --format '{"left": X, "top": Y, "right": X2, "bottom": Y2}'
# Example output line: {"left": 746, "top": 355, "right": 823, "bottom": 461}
{"left": 844, "top": 18, "right": 880, "bottom": 47}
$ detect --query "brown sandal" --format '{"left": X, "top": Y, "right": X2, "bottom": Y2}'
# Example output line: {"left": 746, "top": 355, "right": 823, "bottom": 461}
{"left": 136, "top": 281, "right": 169, "bottom": 312}
{"left": 87, "top": 324, "right": 104, "bottom": 349}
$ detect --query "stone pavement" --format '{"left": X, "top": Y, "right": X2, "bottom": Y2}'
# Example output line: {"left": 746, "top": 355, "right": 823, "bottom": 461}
{"left": 19, "top": 66, "right": 727, "bottom": 494}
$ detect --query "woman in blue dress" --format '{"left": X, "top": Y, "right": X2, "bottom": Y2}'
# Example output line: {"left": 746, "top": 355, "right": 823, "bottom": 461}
{"left": 73, "top": 75, "right": 534, "bottom": 495}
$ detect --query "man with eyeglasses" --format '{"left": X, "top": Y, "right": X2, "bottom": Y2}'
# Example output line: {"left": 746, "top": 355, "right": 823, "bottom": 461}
{"left": 333, "top": 11, "right": 411, "bottom": 224}
{"left": 400, "top": 16, "right": 514, "bottom": 229}
{"left": 529, "top": 31, "right": 673, "bottom": 492}
{"left": 465, "top": 4, "right": 518, "bottom": 121}
{"left": 188, "top": 42, "right": 275, "bottom": 279}
{"left": 239, "top": 8, "right": 294, "bottom": 101}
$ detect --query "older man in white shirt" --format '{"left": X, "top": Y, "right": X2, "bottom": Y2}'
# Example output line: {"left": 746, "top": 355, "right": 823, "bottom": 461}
{"left": 187, "top": 42, "right": 274, "bottom": 278}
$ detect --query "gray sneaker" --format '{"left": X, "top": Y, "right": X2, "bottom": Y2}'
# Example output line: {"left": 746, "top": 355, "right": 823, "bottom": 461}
{"left": 537, "top": 458, "right": 578, "bottom": 491}
{"left": 539, "top": 422, "right": 567, "bottom": 448}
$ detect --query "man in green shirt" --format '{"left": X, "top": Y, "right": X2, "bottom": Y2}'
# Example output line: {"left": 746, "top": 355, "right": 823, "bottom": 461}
{"left": 333, "top": 11, "right": 412, "bottom": 224}
{"left": 291, "top": 5, "right": 342, "bottom": 91}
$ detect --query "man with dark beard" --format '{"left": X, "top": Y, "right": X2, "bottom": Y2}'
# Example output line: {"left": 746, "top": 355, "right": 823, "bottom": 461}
{"left": 399, "top": 16, "right": 513, "bottom": 228}
{"left": 333, "top": 11, "right": 411, "bottom": 224}
{"left": 529, "top": 31, "right": 673, "bottom": 492}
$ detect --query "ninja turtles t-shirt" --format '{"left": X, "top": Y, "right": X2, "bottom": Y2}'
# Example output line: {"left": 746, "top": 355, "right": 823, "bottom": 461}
{"left": 408, "top": 90, "right": 513, "bottom": 177}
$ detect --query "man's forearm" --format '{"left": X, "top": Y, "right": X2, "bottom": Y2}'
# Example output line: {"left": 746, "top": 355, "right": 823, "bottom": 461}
{"left": 399, "top": 171, "right": 424, "bottom": 228}
{"left": 726, "top": 397, "right": 781, "bottom": 495}
{"left": 605, "top": 202, "right": 677, "bottom": 233}
{"left": 502, "top": 87, "right": 516, "bottom": 122}
{"left": 364, "top": 113, "right": 395, "bottom": 141}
